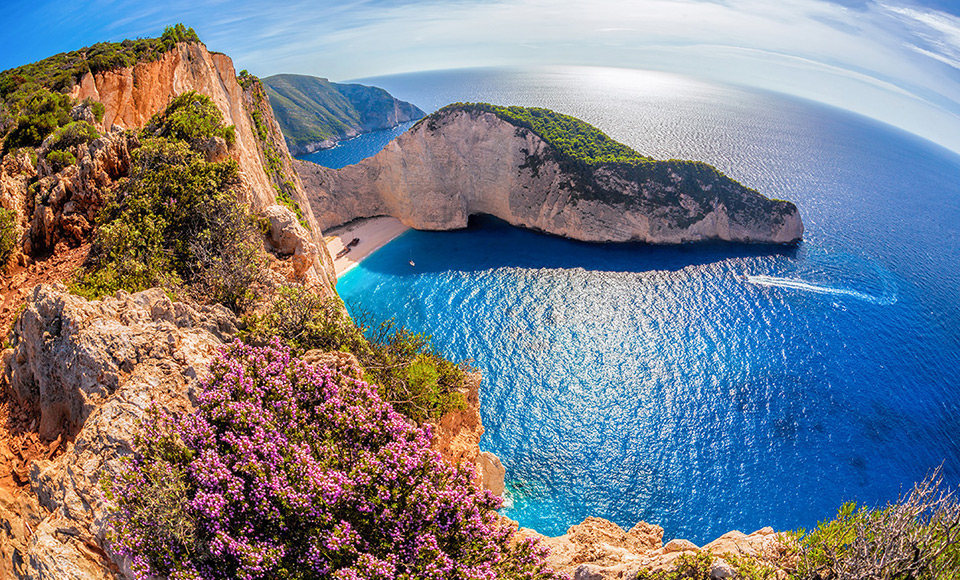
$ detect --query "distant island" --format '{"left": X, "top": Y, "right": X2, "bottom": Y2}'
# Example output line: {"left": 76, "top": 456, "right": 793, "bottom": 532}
{"left": 297, "top": 102, "right": 804, "bottom": 244}
{"left": 262, "top": 73, "right": 425, "bottom": 155}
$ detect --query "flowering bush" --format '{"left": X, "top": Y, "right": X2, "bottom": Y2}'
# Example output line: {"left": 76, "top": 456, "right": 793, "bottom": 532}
{"left": 242, "top": 286, "right": 468, "bottom": 423}
{"left": 106, "top": 339, "right": 566, "bottom": 580}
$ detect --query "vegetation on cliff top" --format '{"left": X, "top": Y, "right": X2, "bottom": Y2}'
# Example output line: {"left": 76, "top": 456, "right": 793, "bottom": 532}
{"left": 241, "top": 284, "right": 469, "bottom": 423}
{"left": 0, "top": 24, "right": 200, "bottom": 99}
{"left": 434, "top": 103, "right": 652, "bottom": 167}
{"left": 105, "top": 339, "right": 564, "bottom": 580}
{"left": 262, "top": 73, "right": 425, "bottom": 152}
{"left": 239, "top": 70, "right": 309, "bottom": 229}
{"left": 0, "top": 24, "right": 200, "bottom": 152}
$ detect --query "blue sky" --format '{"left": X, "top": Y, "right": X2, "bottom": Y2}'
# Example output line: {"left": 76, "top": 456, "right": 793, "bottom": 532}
{"left": 4, "top": 0, "right": 960, "bottom": 153}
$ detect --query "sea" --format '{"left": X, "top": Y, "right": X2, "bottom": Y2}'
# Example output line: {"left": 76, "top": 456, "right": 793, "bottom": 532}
{"left": 298, "top": 66, "right": 960, "bottom": 544}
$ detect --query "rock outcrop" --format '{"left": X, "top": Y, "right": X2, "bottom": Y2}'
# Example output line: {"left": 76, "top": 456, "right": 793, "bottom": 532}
{"left": 430, "top": 371, "right": 506, "bottom": 495}
{"left": 520, "top": 518, "right": 797, "bottom": 579}
{"left": 68, "top": 42, "right": 334, "bottom": 288}
{"left": 297, "top": 106, "right": 803, "bottom": 245}
{"left": 30, "top": 127, "right": 137, "bottom": 255}
{"left": 0, "top": 284, "right": 238, "bottom": 579}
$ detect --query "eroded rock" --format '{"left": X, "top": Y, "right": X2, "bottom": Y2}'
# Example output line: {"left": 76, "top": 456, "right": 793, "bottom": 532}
{"left": 301, "top": 349, "right": 363, "bottom": 379}
{"left": 0, "top": 285, "right": 237, "bottom": 579}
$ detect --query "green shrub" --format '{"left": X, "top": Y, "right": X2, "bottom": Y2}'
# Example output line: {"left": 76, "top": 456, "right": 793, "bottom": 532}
{"left": 144, "top": 91, "right": 236, "bottom": 147}
{"left": 73, "top": 134, "right": 266, "bottom": 310}
{"left": 725, "top": 553, "right": 778, "bottom": 580}
{"left": 241, "top": 285, "right": 470, "bottom": 424}
{"left": 183, "top": 197, "right": 270, "bottom": 311}
{"left": 3, "top": 88, "right": 72, "bottom": 151}
{"left": 241, "top": 284, "right": 370, "bottom": 353}
{"left": 159, "top": 24, "right": 201, "bottom": 48}
{"left": 0, "top": 24, "right": 201, "bottom": 101}
{"left": 46, "top": 120, "right": 99, "bottom": 150}
{"left": 635, "top": 551, "right": 714, "bottom": 579}
{"left": 0, "top": 24, "right": 202, "bottom": 149}
{"left": 432, "top": 103, "right": 651, "bottom": 167}
{"left": 45, "top": 149, "right": 76, "bottom": 171}
{"left": 273, "top": 182, "right": 308, "bottom": 229}
{"left": 354, "top": 313, "right": 470, "bottom": 423}
{"left": 83, "top": 98, "right": 105, "bottom": 123}
{"left": 236, "top": 69, "right": 259, "bottom": 91}
{"left": 0, "top": 208, "right": 18, "bottom": 269}
{"left": 0, "top": 102, "right": 13, "bottom": 135}
{"left": 795, "top": 470, "right": 960, "bottom": 580}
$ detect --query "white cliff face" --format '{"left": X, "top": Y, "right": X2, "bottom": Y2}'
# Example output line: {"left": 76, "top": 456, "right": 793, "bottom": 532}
{"left": 297, "top": 109, "right": 803, "bottom": 245}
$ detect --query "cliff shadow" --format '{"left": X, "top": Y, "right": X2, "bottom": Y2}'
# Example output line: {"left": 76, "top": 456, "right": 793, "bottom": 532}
{"left": 352, "top": 214, "right": 800, "bottom": 277}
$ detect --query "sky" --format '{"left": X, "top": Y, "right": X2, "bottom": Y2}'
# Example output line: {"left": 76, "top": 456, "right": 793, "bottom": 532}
{"left": 4, "top": 0, "right": 960, "bottom": 153}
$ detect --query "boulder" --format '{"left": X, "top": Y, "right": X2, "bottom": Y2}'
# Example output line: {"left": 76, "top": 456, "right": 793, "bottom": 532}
{"left": 262, "top": 204, "right": 319, "bottom": 278}
{"left": 662, "top": 538, "right": 700, "bottom": 554}
{"left": 710, "top": 558, "right": 737, "bottom": 579}
{"left": 301, "top": 349, "right": 362, "bottom": 379}
{"left": 478, "top": 451, "right": 506, "bottom": 496}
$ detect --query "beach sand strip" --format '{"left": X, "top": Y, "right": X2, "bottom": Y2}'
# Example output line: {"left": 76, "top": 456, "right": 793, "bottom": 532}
{"left": 324, "top": 216, "right": 411, "bottom": 278}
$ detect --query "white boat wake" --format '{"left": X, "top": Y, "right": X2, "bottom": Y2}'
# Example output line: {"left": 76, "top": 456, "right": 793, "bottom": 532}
{"left": 746, "top": 275, "right": 897, "bottom": 305}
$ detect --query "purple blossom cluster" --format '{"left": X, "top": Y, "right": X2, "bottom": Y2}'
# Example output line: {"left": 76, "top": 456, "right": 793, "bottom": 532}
{"left": 107, "top": 338, "right": 567, "bottom": 580}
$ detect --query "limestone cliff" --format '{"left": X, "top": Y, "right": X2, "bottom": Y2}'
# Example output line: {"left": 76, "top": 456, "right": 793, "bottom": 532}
{"left": 297, "top": 106, "right": 803, "bottom": 245}
{"left": 67, "top": 42, "right": 334, "bottom": 287}
{"left": 429, "top": 371, "right": 506, "bottom": 496}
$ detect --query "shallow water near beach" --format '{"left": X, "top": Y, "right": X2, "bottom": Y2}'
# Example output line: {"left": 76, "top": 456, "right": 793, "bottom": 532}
{"left": 327, "top": 67, "right": 960, "bottom": 543}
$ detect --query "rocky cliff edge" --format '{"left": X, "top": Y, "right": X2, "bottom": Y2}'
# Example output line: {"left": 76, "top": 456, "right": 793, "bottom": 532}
{"left": 66, "top": 42, "right": 334, "bottom": 287}
{"left": 0, "top": 286, "right": 504, "bottom": 578}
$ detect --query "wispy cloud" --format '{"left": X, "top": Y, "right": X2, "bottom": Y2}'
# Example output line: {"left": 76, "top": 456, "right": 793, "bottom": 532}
{"left": 880, "top": 3, "right": 960, "bottom": 69}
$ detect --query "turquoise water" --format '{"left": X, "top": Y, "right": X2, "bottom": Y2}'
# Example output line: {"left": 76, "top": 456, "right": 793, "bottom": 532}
{"left": 330, "top": 67, "right": 960, "bottom": 543}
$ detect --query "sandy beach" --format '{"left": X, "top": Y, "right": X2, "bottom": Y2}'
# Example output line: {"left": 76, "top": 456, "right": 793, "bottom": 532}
{"left": 325, "top": 216, "right": 411, "bottom": 278}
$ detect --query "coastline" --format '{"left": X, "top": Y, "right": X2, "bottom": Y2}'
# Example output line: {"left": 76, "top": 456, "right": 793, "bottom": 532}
{"left": 324, "top": 216, "right": 411, "bottom": 278}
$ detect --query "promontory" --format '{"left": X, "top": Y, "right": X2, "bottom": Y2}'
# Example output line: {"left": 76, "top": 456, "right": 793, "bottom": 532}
{"left": 295, "top": 103, "right": 804, "bottom": 244}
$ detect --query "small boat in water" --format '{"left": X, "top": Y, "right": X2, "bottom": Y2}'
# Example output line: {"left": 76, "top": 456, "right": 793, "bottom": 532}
{"left": 409, "top": 260, "right": 415, "bottom": 266}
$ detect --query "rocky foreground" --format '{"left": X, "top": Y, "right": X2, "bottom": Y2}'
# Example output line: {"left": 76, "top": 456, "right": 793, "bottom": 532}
{"left": 297, "top": 105, "right": 803, "bottom": 245}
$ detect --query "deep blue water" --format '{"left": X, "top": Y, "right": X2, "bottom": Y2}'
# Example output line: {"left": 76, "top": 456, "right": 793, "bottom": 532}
{"left": 328, "top": 67, "right": 960, "bottom": 544}
{"left": 296, "top": 121, "right": 417, "bottom": 168}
